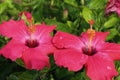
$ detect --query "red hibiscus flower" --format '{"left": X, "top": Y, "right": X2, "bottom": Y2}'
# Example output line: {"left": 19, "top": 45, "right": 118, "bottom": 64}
{"left": 53, "top": 28, "right": 120, "bottom": 79}
{"left": 105, "top": 0, "right": 120, "bottom": 16}
{"left": 0, "top": 18, "right": 56, "bottom": 70}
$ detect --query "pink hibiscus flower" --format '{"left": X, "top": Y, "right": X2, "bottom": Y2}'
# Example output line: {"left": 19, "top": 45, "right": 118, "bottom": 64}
{"left": 0, "top": 18, "right": 56, "bottom": 70}
{"left": 105, "top": 0, "right": 120, "bottom": 16}
{"left": 52, "top": 24, "right": 120, "bottom": 79}
{"left": 19, "top": 11, "right": 32, "bottom": 20}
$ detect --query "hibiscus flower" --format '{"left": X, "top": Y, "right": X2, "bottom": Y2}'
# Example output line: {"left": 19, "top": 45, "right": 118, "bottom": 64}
{"left": 19, "top": 11, "right": 32, "bottom": 20}
{"left": 52, "top": 21, "right": 120, "bottom": 80}
{"left": 0, "top": 13, "right": 56, "bottom": 70}
{"left": 105, "top": 0, "right": 120, "bottom": 16}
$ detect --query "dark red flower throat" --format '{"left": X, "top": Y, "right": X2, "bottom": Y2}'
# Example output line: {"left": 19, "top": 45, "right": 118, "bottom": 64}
{"left": 82, "top": 47, "right": 97, "bottom": 56}
{"left": 25, "top": 39, "right": 39, "bottom": 48}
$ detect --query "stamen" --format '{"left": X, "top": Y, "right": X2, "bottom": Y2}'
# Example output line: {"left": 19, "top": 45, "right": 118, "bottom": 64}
{"left": 87, "top": 28, "right": 95, "bottom": 42}
{"left": 28, "top": 25, "right": 36, "bottom": 33}
{"left": 87, "top": 20, "right": 95, "bottom": 54}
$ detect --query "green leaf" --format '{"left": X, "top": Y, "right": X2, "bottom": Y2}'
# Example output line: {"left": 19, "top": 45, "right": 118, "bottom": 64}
{"left": 18, "top": 71, "right": 37, "bottom": 80}
{"left": 89, "top": 0, "right": 107, "bottom": 9}
{"left": 7, "top": 75, "right": 19, "bottom": 80}
{"left": 104, "top": 17, "right": 120, "bottom": 28}
{"left": 64, "top": 0, "right": 78, "bottom": 7}
{"left": 115, "top": 75, "right": 120, "bottom": 80}
{"left": 0, "top": 58, "right": 18, "bottom": 80}
{"left": 82, "top": 7, "right": 93, "bottom": 22}
{"left": 70, "top": 69, "right": 89, "bottom": 80}
{"left": 67, "top": 21, "right": 73, "bottom": 28}
{"left": 107, "top": 29, "right": 118, "bottom": 40}
{"left": 44, "top": 18, "right": 72, "bottom": 33}
{"left": 16, "top": 59, "right": 25, "bottom": 68}
{"left": 0, "top": 3, "right": 7, "bottom": 14}
{"left": 7, "top": 71, "right": 39, "bottom": 80}
{"left": 5, "top": 0, "right": 14, "bottom": 9}
{"left": 53, "top": 68, "right": 74, "bottom": 80}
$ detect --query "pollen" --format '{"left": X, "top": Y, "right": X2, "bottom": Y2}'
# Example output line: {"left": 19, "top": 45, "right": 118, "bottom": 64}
{"left": 28, "top": 25, "right": 36, "bottom": 33}
{"left": 87, "top": 29, "right": 95, "bottom": 41}
{"left": 87, "top": 20, "right": 95, "bottom": 41}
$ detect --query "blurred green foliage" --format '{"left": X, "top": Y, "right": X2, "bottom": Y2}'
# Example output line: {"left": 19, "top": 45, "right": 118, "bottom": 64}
{"left": 0, "top": 0, "right": 120, "bottom": 80}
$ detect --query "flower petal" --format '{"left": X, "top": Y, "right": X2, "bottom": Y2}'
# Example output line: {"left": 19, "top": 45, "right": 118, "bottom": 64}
{"left": 93, "top": 32, "right": 109, "bottom": 42}
{"left": 81, "top": 32, "right": 109, "bottom": 41}
{"left": 21, "top": 49, "right": 50, "bottom": 70}
{"left": 33, "top": 23, "right": 56, "bottom": 54}
{"left": 34, "top": 23, "right": 56, "bottom": 42}
{"left": 54, "top": 49, "right": 88, "bottom": 71}
{"left": 105, "top": 0, "right": 116, "bottom": 15}
{"left": 80, "top": 32, "right": 109, "bottom": 48}
{"left": 36, "top": 42, "right": 56, "bottom": 55}
{"left": 92, "top": 32, "right": 109, "bottom": 49}
{"left": 100, "top": 42, "right": 120, "bottom": 60}
{"left": 24, "top": 11, "right": 32, "bottom": 20}
{"left": 0, "top": 39, "right": 27, "bottom": 61}
{"left": 0, "top": 20, "right": 29, "bottom": 41}
{"left": 53, "top": 31, "right": 83, "bottom": 49}
{"left": 105, "top": 0, "right": 120, "bottom": 16}
{"left": 19, "top": 11, "right": 32, "bottom": 20}
{"left": 85, "top": 52, "right": 118, "bottom": 80}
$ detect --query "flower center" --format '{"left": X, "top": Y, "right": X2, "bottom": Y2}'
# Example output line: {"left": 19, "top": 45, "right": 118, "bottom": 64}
{"left": 82, "top": 47, "right": 97, "bottom": 56}
{"left": 25, "top": 39, "right": 39, "bottom": 48}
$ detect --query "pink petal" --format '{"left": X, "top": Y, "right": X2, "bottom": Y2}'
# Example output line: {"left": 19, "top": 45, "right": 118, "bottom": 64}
{"left": 105, "top": 0, "right": 116, "bottom": 15}
{"left": 53, "top": 31, "right": 83, "bottom": 49}
{"left": 93, "top": 32, "right": 109, "bottom": 41}
{"left": 54, "top": 49, "right": 88, "bottom": 71}
{"left": 92, "top": 32, "right": 109, "bottom": 49}
{"left": 24, "top": 11, "right": 32, "bottom": 20}
{"left": 100, "top": 42, "right": 120, "bottom": 60}
{"left": 36, "top": 42, "right": 56, "bottom": 55}
{"left": 81, "top": 32, "right": 109, "bottom": 42}
{"left": 0, "top": 20, "right": 29, "bottom": 41}
{"left": 117, "top": 9, "right": 120, "bottom": 16}
{"left": 85, "top": 52, "right": 118, "bottom": 80}
{"left": 33, "top": 23, "right": 56, "bottom": 54}
{"left": 0, "top": 39, "right": 27, "bottom": 61}
{"left": 105, "top": 0, "right": 120, "bottom": 16}
{"left": 34, "top": 23, "right": 56, "bottom": 43}
{"left": 80, "top": 32, "right": 109, "bottom": 49}
{"left": 21, "top": 49, "right": 50, "bottom": 70}
{"left": 19, "top": 11, "right": 32, "bottom": 20}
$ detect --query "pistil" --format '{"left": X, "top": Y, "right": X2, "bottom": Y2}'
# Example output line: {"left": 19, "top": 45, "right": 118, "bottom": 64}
{"left": 87, "top": 20, "right": 95, "bottom": 54}
{"left": 27, "top": 17, "right": 37, "bottom": 47}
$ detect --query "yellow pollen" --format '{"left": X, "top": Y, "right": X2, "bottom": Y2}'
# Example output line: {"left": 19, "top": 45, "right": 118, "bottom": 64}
{"left": 87, "top": 28, "right": 95, "bottom": 41}
{"left": 87, "top": 20, "right": 95, "bottom": 41}
{"left": 28, "top": 25, "right": 36, "bottom": 33}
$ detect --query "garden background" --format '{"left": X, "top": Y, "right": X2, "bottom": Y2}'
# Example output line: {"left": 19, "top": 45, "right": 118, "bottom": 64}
{"left": 0, "top": 0, "right": 120, "bottom": 80}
